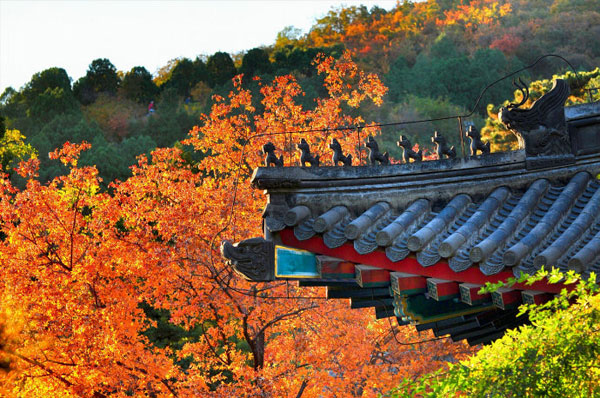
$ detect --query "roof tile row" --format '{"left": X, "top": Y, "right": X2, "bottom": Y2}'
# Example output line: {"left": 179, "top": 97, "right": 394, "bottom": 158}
{"left": 271, "top": 171, "right": 600, "bottom": 278}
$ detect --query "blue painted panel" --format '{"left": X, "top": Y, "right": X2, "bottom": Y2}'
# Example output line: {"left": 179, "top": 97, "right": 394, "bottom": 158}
{"left": 275, "top": 245, "right": 319, "bottom": 278}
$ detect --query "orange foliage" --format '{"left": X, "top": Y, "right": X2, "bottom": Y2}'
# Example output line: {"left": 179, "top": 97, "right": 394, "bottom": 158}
{"left": 303, "top": 1, "right": 515, "bottom": 74}
{"left": 437, "top": 0, "right": 512, "bottom": 32}
{"left": 306, "top": 3, "right": 443, "bottom": 72}
{"left": 82, "top": 93, "right": 145, "bottom": 140}
{"left": 490, "top": 32, "right": 523, "bottom": 55}
{"left": 0, "top": 53, "right": 474, "bottom": 397}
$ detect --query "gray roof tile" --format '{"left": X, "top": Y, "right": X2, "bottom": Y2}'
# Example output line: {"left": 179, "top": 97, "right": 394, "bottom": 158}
{"left": 268, "top": 171, "right": 600, "bottom": 276}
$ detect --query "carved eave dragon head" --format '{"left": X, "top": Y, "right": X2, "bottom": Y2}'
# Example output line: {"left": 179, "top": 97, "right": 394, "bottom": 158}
{"left": 220, "top": 238, "right": 275, "bottom": 282}
{"left": 499, "top": 79, "right": 571, "bottom": 157}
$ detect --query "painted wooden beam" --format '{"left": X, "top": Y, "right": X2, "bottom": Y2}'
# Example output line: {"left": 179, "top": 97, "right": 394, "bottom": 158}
{"left": 416, "top": 315, "right": 466, "bottom": 332}
{"left": 355, "top": 264, "right": 390, "bottom": 288}
{"left": 350, "top": 297, "right": 394, "bottom": 309}
{"left": 459, "top": 283, "right": 491, "bottom": 306}
{"left": 399, "top": 294, "right": 494, "bottom": 323}
{"left": 451, "top": 323, "right": 499, "bottom": 342}
{"left": 491, "top": 288, "right": 522, "bottom": 310}
{"left": 427, "top": 278, "right": 460, "bottom": 301}
{"left": 392, "top": 293, "right": 410, "bottom": 320}
{"left": 521, "top": 290, "right": 554, "bottom": 305}
{"left": 435, "top": 319, "right": 480, "bottom": 337}
{"left": 390, "top": 272, "right": 427, "bottom": 296}
{"left": 490, "top": 310, "right": 524, "bottom": 330}
{"left": 326, "top": 286, "right": 390, "bottom": 299}
{"left": 274, "top": 245, "right": 319, "bottom": 278}
{"left": 474, "top": 309, "right": 506, "bottom": 327}
{"left": 279, "top": 228, "right": 569, "bottom": 294}
{"left": 375, "top": 306, "right": 396, "bottom": 319}
{"left": 297, "top": 280, "right": 357, "bottom": 287}
{"left": 468, "top": 330, "right": 506, "bottom": 346}
{"left": 316, "top": 255, "right": 356, "bottom": 279}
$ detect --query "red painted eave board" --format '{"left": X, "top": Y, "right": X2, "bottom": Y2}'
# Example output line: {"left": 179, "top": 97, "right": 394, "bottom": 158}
{"left": 279, "top": 228, "right": 566, "bottom": 294}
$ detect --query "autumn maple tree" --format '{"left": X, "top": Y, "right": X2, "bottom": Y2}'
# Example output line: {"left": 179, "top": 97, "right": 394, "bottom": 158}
{"left": 0, "top": 52, "right": 473, "bottom": 397}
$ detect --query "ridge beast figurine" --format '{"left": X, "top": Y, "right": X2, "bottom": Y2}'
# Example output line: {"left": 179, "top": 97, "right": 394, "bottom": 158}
{"left": 499, "top": 78, "right": 571, "bottom": 156}
{"left": 366, "top": 135, "right": 390, "bottom": 165}
{"left": 397, "top": 135, "right": 423, "bottom": 163}
{"left": 432, "top": 131, "right": 456, "bottom": 159}
{"left": 330, "top": 138, "right": 353, "bottom": 166}
{"left": 262, "top": 141, "right": 284, "bottom": 167}
{"left": 466, "top": 125, "right": 491, "bottom": 156}
{"left": 297, "top": 138, "right": 320, "bottom": 167}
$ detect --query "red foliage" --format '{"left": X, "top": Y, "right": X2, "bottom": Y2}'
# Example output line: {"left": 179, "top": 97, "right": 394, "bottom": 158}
{"left": 0, "top": 53, "right": 474, "bottom": 398}
{"left": 490, "top": 33, "right": 523, "bottom": 55}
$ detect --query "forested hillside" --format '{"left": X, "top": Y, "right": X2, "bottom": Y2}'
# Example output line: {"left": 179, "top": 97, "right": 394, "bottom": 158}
{"left": 1, "top": 0, "right": 599, "bottom": 184}
{"left": 0, "top": 0, "right": 599, "bottom": 396}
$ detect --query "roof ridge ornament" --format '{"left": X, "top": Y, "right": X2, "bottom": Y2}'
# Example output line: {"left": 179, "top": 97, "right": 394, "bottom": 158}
{"left": 507, "top": 77, "right": 530, "bottom": 110}
{"left": 466, "top": 125, "right": 491, "bottom": 156}
{"left": 330, "top": 138, "right": 353, "bottom": 166}
{"left": 365, "top": 135, "right": 390, "bottom": 165}
{"left": 397, "top": 135, "right": 423, "bottom": 163}
{"left": 432, "top": 131, "right": 457, "bottom": 159}
{"left": 262, "top": 142, "right": 284, "bottom": 167}
{"left": 499, "top": 79, "right": 571, "bottom": 159}
{"left": 297, "top": 138, "right": 320, "bottom": 167}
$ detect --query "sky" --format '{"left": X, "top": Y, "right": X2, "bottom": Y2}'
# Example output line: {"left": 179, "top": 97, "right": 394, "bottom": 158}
{"left": 0, "top": 0, "right": 400, "bottom": 93}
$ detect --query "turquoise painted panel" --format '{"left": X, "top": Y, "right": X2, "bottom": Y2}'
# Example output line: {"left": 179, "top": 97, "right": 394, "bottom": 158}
{"left": 275, "top": 246, "right": 319, "bottom": 278}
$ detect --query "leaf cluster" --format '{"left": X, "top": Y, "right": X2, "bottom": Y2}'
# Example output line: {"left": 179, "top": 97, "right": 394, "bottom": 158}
{"left": 388, "top": 271, "right": 600, "bottom": 398}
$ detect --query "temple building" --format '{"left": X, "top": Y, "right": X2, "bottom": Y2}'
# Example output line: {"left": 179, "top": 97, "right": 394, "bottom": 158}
{"left": 222, "top": 79, "right": 600, "bottom": 345}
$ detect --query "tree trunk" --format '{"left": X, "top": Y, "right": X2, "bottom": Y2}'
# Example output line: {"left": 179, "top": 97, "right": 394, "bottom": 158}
{"left": 252, "top": 329, "right": 265, "bottom": 370}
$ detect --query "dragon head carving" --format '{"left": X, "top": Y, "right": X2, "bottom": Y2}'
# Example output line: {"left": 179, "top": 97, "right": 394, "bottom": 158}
{"left": 498, "top": 79, "right": 571, "bottom": 157}
{"left": 221, "top": 238, "right": 275, "bottom": 281}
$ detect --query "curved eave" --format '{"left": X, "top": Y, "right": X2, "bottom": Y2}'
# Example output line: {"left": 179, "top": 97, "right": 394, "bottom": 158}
{"left": 277, "top": 228, "right": 567, "bottom": 294}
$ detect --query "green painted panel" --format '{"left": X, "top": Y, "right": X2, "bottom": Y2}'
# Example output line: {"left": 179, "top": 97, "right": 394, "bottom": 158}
{"left": 401, "top": 294, "right": 494, "bottom": 323}
{"left": 275, "top": 245, "right": 319, "bottom": 278}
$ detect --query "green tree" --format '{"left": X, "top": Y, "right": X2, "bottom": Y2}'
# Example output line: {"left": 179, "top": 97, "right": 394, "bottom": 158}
{"left": 21, "top": 67, "right": 72, "bottom": 104}
{"left": 385, "top": 36, "right": 519, "bottom": 113}
{"left": 73, "top": 76, "right": 97, "bottom": 105}
{"left": 384, "top": 56, "right": 410, "bottom": 103}
{"left": 240, "top": 48, "right": 272, "bottom": 78}
{"left": 27, "top": 87, "right": 79, "bottom": 123}
{"left": 127, "top": 87, "right": 199, "bottom": 148}
{"left": 192, "top": 56, "right": 209, "bottom": 83}
{"left": 163, "top": 58, "right": 206, "bottom": 97}
{"left": 272, "top": 44, "right": 344, "bottom": 77}
{"left": 121, "top": 66, "right": 159, "bottom": 104}
{"left": 0, "top": 88, "right": 24, "bottom": 132}
{"left": 87, "top": 58, "right": 119, "bottom": 94}
{"left": 206, "top": 51, "right": 237, "bottom": 87}
{"left": 14, "top": 67, "right": 78, "bottom": 121}
{"left": 389, "top": 271, "right": 600, "bottom": 398}
{"left": 274, "top": 25, "right": 303, "bottom": 50}
{"left": 29, "top": 114, "right": 103, "bottom": 182}
{"left": 0, "top": 87, "right": 17, "bottom": 106}
{"left": 0, "top": 130, "right": 36, "bottom": 174}
{"left": 74, "top": 58, "right": 120, "bottom": 104}
{"left": 1, "top": 69, "right": 79, "bottom": 132}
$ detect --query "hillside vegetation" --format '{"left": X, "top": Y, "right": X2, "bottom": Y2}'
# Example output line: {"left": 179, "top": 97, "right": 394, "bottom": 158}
{"left": 1, "top": 0, "right": 599, "bottom": 184}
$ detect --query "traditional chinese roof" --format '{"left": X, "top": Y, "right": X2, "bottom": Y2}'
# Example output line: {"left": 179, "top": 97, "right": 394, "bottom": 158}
{"left": 257, "top": 165, "right": 600, "bottom": 280}
{"left": 222, "top": 81, "right": 600, "bottom": 345}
